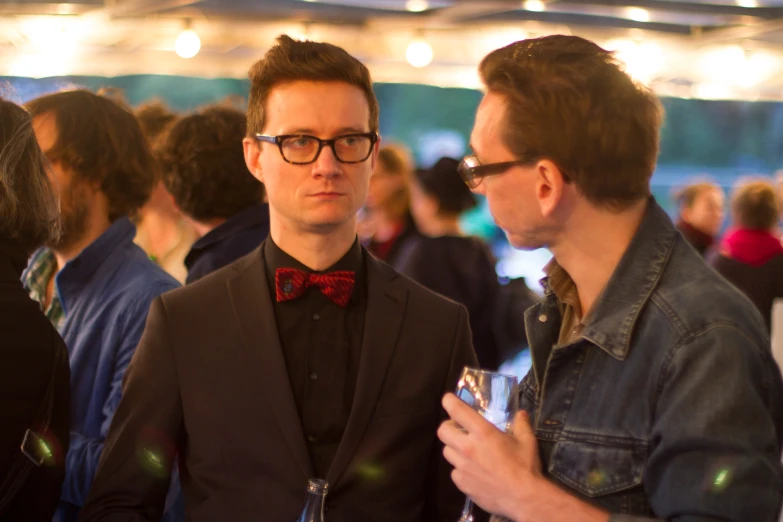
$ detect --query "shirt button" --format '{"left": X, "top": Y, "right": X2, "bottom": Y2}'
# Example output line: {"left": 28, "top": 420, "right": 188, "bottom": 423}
{"left": 307, "top": 435, "right": 316, "bottom": 442}
{"left": 310, "top": 372, "right": 318, "bottom": 381}
{"left": 312, "top": 313, "right": 320, "bottom": 320}
{"left": 538, "top": 314, "right": 548, "bottom": 322}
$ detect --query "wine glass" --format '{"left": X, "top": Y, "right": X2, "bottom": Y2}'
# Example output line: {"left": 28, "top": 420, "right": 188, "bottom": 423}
{"left": 454, "top": 367, "right": 519, "bottom": 522}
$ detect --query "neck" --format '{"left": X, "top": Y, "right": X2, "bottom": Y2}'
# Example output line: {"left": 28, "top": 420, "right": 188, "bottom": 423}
{"left": 270, "top": 213, "right": 357, "bottom": 271}
{"left": 372, "top": 212, "right": 403, "bottom": 242}
{"left": 136, "top": 208, "right": 185, "bottom": 259}
{"left": 550, "top": 198, "right": 648, "bottom": 317}
{"left": 53, "top": 212, "right": 112, "bottom": 272}
{"left": 421, "top": 214, "right": 461, "bottom": 237}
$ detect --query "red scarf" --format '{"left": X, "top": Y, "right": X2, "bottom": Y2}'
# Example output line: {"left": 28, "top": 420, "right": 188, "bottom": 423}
{"left": 720, "top": 228, "right": 783, "bottom": 267}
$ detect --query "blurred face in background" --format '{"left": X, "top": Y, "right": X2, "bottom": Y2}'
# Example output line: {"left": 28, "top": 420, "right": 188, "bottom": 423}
{"left": 244, "top": 80, "right": 378, "bottom": 236}
{"left": 367, "top": 162, "right": 408, "bottom": 218}
{"left": 33, "top": 112, "right": 94, "bottom": 251}
{"left": 681, "top": 186, "right": 725, "bottom": 237}
{"left": 408, "top": 179, "right": 439, "bottom": 232}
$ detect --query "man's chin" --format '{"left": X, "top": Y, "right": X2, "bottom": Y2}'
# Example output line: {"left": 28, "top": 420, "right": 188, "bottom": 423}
{"left": 505, "top": 231, "right": 545, "bottom": 252}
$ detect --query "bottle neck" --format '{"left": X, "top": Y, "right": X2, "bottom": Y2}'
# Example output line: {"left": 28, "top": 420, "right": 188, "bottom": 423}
{"left": 297, "top": 479, "right": 328, "bottom": 522}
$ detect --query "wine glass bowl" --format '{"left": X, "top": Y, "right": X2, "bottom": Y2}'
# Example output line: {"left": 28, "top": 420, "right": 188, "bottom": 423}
{"left": 454, "top": 367, "right": 519, "bottom": 522}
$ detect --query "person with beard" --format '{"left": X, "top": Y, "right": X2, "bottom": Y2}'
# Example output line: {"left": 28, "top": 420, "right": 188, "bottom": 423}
{"left": 21, "top": 90, "right": 181, "bottom": 522}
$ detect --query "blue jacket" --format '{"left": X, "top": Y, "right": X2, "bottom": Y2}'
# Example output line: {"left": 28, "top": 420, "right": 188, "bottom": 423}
{"left": 24, "top": 218, "right": 180, "bottom": 522}
{"left": 518, "top": 199, "right": 783, "bottom": 521}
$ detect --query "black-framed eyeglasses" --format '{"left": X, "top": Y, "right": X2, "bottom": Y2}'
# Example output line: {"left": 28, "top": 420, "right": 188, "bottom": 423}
{"left": 457, "top": 155, "right": 528, "bottom": 188}
{"left": 254, "top": 132, "right": 379, "bottom": 165}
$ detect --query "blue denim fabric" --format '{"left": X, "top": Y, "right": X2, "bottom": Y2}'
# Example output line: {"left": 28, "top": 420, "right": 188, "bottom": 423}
{"left": 517, "top": 199, "right": 783, "bottom": 521}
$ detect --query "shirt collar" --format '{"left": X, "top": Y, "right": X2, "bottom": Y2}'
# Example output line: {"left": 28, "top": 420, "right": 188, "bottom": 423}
{"left": 190, "top": 204, "right": 269, "bottom": 254}
{"left": 263, "top": 235, "right": 364, "bottom": 305}
{"left": 264, "top": 235, "right": 363, "bottom": 275}
{"left": 62, "top": 218, "right": 137, "bottom": 282}
{"left": 539, "top": 197, "right": 677, "bottom": 360}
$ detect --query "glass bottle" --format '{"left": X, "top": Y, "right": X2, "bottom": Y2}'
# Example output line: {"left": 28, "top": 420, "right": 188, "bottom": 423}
{"left": 295, "top": 479, "right": 328, "bottom": 522}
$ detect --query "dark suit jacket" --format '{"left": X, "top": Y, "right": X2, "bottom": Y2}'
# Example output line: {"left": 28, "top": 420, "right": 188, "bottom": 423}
{"left": 80, "top": 243, "right": 478, "bottom": 522}
{"left": 0, "top": 244, "right": 70, "bottom": 522}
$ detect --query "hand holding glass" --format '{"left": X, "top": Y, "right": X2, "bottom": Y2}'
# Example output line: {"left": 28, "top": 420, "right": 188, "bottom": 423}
{"left": 454, "top": 367, "right": 519, "bottom": 522}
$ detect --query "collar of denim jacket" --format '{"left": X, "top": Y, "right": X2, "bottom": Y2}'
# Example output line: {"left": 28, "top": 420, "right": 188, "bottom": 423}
{"left": 576, "top": 197, "right": 677, "bottom": 360}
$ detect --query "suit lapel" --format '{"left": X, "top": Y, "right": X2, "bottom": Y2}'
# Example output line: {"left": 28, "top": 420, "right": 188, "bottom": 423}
{"left": 326, "top": 254, "right": 407, "bottom": 488}
{"left": 226, "top": 244, "right": 314, "bottom": 480}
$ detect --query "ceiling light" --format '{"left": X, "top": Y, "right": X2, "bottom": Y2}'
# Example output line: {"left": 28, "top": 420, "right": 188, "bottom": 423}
{"left": 737, "top": 0, "right": 758, "bottom": 7}
{"left": 626, "top": 7, "right": 650, "bottom": 22}
{"left": 175, "top": 28, "right": 201, "bottom": 59}
{"left": 406, "top": 0, "right": 429, "bottom": 12}
{"left": 406, "top": 38, "right": 433, "bottom": 68}
{"left": 523, "top": 1, "right": 546, "bottom": 12}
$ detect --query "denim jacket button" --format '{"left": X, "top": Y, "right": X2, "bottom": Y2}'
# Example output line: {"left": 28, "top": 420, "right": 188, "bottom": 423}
{"left": 543, "top": 418, "right": 562, "bottom": 426}
{"left": 539, "top": 314, "right": 548, "bottom": 322}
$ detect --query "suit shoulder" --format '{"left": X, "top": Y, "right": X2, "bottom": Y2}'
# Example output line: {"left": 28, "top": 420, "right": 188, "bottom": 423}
{"left": 162, "top": 247, "right": 262, "bottom": 306}
{"left": 375, "top": 257, "right": 465, "bottom": 315}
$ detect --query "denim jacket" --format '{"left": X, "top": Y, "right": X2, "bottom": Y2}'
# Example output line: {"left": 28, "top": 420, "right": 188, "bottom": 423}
{"left": 511, "top": 199, "right": 783, "bottom": 521}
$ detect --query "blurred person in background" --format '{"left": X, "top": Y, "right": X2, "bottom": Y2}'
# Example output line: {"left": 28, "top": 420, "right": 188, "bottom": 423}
{"left": 437, "top": 35, "right": 783, "bottom": 522}
{"left": 0, "top": 97, "right": 70, "bottom": 522}
{"left": 22, "top": 90, "right": 181, "bottom": 522}
{"left": 709, "top": 178, "right": 783, "bottom": 331}
{"left": 133, "top": 100, "right": 197, "bottom": 284}
{"left": 159, "top": 105, "right": 268, "bottom": 284}
{"left": 397, "top": 156, "right": 500, "bottom": 370}
{"left": 362, "top": 143, "right": 421, "bottom": 267}
{"left": 673, "top": 180, "right": 725, "bottom": 256}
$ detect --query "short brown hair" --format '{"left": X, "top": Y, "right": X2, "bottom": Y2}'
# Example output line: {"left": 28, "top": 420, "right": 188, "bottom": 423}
{"left": 135, "top": 99, "right": 178, "bottom": 152}
{"left": 160, "top": 106, "right": 264, "bottom": 222}
{"left": 246, "top": 34, "right": 379, "bottom": 136}
{"left": 673, "top": 180, "right": 722, "bottom": 210}
{"left": 0, "top": 98, "right": 60, "bottom": 254}
{"left": 479, "top": 35, "right": 663, "bottom": 211}
{"left": 731, "top": 178, "right": 780, "bottom": 230}
{"left": 26, "top": 89, "right": 157, "bottom": 221}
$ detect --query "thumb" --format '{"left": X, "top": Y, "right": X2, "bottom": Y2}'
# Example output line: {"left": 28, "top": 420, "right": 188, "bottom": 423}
{"left": 511, "top": 411, "right": 534, "bottom": 442}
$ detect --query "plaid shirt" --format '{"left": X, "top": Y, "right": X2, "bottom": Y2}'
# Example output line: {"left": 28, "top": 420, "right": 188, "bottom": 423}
{"left": 23, "top": 248, "right": 65, "bottom": 332}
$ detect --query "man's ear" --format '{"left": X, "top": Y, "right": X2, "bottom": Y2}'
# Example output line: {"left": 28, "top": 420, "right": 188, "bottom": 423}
{"left": 243, "top": 138, "right": 264, "bottom": 184}
{"left": 369, "top": 136, "right": 381, "bottom": 172}
{"left": 535, "top": 159, "right": 567, "bottom": 218}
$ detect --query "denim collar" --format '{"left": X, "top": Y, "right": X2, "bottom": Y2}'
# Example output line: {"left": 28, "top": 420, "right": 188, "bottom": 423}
{"left": 541, "top": 197, "right": 677, "bottom": 360}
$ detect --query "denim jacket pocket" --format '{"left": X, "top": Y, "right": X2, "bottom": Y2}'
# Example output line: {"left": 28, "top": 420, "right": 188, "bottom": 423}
{"left": 548, "top": 438, "right": 647, "bottom": 498}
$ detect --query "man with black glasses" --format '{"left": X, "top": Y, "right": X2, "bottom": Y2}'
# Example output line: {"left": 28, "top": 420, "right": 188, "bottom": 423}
{"left": 437, "top": 35, "right": 783, "bottom": 522}
{"left": 81, "top": 35, "right": 477, "bottom": 522}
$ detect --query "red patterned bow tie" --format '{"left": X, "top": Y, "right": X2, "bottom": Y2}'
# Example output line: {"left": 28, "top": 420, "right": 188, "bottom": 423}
{"left": 275, "top": 268, "right": 355, "bottom": 308}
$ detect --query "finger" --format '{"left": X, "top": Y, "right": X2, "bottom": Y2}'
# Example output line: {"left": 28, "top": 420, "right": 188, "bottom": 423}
{"left": 442, "top": 393, "right": 493, "bottom": 435}
{"left": 442, "top": 445, "right": 467, "bottom": 469}
{"left": 511, "top": 411, "right": 535, "bottom": 443}
{"left": 438, "top": 419, "right": 469, "bottom": 450}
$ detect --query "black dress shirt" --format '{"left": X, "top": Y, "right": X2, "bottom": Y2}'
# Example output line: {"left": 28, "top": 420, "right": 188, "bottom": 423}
{"left": 263, "top": 237, "right": 366, "bottom": 479}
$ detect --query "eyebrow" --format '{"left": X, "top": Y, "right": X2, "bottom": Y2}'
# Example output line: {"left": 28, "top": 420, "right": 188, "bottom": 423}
{"left": 280, "top": 126, "right": 370, "bottom": 136}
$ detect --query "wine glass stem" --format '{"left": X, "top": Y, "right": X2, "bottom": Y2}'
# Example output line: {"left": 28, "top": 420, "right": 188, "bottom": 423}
{"left": 459, "top": 497, "right": 474, "bottom": 522}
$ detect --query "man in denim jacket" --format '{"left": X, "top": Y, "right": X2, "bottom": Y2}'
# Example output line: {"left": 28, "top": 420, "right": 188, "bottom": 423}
{"left": 438, "top": 35, "right": 783, "bottom": 521}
